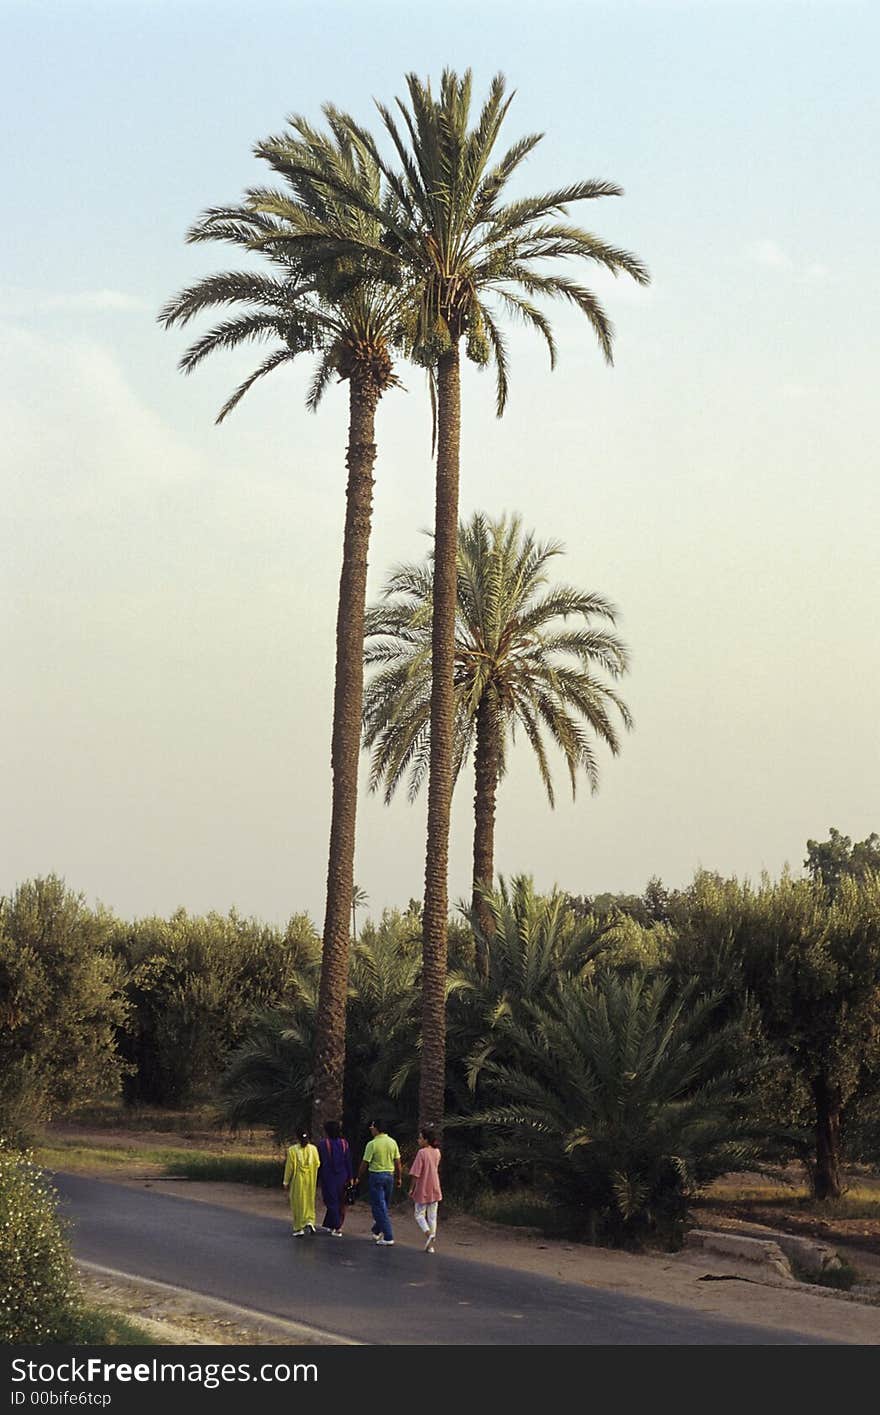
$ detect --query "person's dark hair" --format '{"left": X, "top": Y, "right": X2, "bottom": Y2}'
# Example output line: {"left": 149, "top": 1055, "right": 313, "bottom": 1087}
{"left": 324, "top": 1119, "right": 341, "bottom": 1140}
{"left": 368, "top": 1118, "right": 385, "bottom": 1133}
{"left": 419, "top": 1127, "right": 438, "bottom": 1147}
{"left": 297, "top": 1128, "right": 310, "bottom": 1146}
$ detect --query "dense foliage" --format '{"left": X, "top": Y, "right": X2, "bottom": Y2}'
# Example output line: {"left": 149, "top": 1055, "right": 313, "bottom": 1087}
{"left": 2, "top": 829, "right": 877, "bottom": 1241}
{"left": 805, "top": 827, "right": 880, "bottom": 898}
{"left": 0, "top": 877, "right": 129, "bottom": 1139}
{"left": 112, "top": 910, "right": 320, "bottom": 1106}
{"left": 458, "top": 973, "right": 764, "bottom": 1244}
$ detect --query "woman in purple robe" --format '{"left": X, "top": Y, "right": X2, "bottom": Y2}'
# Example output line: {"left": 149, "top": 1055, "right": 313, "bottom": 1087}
{"left": 317, "top": 1119, "right": 354, "bottom": 1235}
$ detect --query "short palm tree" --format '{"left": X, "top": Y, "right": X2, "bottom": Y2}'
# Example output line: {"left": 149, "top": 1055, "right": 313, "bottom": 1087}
{"left": 220, "top": 913, "right": 420, "bottom": 1141}
{"left": 457, "top": 972, "right": 764, "bottom": 1243}
{"left": 256, "top": 69, "right": 648, "bottom": 1130}
{"left": 446, "top": 875, "right": 615, "bottom": 1086}
{"left": 363, "top": 514, "right": 632, "bottom": 962}
{"left": 159, "top": 122, "right": 408, "bottom": 1132}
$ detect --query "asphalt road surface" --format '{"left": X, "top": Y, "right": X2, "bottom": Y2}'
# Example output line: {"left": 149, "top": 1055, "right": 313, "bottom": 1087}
{"left": 56, "top": 1173, "right": 830, "bottom": 1346}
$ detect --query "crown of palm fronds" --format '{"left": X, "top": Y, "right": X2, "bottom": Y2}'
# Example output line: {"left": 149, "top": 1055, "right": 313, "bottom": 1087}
{"left": 159, "top": 121, "right": 408, "bottom": 422}
{"left": 251, "top": 69, "right": 649, "bottom": 415}
{"left": 362, "top": 512, "right": 632, "bottom": 805}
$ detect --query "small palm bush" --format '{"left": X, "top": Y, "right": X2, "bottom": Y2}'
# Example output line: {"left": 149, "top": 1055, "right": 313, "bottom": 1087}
{"left": 0, "top": 1140, "right": 82, "bottom": 1342}
{"left": 457, "top": 972, "right": 765, "bottom": 1245}
{"left": 447, "top": 876, "right": 612, "bottom": 1094}
{"left": 220, "top": 1003, "right": 317, "bottom": 1142}
{"left": 220, "top": 911, "right": 422, "bottom": 1141}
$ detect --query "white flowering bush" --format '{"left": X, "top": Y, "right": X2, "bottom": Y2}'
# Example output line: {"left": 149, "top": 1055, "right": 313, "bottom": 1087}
{"left": 0, "top": 1140, "right": 82, "bottom": 1343}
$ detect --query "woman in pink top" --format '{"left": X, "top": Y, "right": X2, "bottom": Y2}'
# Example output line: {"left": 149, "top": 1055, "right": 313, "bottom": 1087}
{"left": 407, "top": 1127, "right": 442, "bottom": 1252}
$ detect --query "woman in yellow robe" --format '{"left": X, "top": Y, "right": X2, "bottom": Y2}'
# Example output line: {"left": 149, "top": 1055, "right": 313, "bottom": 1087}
{"left": 282, "top": 1129, "right": 320, "bottom": 1236}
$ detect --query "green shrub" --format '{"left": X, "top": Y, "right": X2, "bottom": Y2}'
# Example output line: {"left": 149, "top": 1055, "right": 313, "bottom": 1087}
{"left": 0, "top": 877, "right": 130, "bottom": 1139}
{"left": 114, "top": 910, "right": 320, "bottom": 1107}
{"left": 0, "top": 1140, "right": 83, "bottom": 1343}
{"left": 64, "top": 1306, "right": 158, "bottom": 1344}
{"left": 455, "top": 972, "right": 768, "bottom": 1246}
{"left": 220, "top": 912, "right": 422, "bottom": 1141}
{"left": 663, "top": 870, "right": 880, "bottom": 1198}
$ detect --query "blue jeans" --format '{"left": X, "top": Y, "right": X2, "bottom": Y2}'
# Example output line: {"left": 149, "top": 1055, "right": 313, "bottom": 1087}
{"left": 368, "top": 1171, "right": 394, "bottom": 1240}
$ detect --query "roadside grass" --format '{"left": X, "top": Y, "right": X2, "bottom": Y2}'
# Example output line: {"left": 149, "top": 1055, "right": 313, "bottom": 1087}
{"left": 34, "top": 1141, "right": 157, "bottom": 1174}
{"left": 56, "top": 1100, "right": 274, "bottom": 1146}
{"left": 67, "top": 1305, "right": 159, "bottom": 1345}
{"left": 470, "top": 1189, "right": 588, "bottom": 1240}
{"left": 60, "top": 1101, "right": 224, "bottom": 1135}
{"left": 163, "top": 1154, "right": 281, "bottom": 1186}
{"left": 35, "top": 1137, "right": 281, "bottom": 1181}
{"left": 700, "top": 1184, "right": 880, "bottom": 1222}
{"left": 788, "top": 1256, "right": 859, "bottom": 1292}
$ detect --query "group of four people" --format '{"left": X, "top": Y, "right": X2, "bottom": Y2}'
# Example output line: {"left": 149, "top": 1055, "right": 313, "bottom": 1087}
{"left": 282, "top": 1119, "right": 442, "bottom": 1252}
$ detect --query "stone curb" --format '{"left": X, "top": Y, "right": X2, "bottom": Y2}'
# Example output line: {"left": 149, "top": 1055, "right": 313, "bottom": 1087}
{"left": 685, "top": 1229, "right": 795, "bottom": 1284}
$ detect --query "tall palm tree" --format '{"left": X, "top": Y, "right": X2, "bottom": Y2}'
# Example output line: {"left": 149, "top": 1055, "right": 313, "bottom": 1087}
{"left": 159, "top": 123, "right": 408, "bottom": 1130}
{"left": 362, "top": 514, "right": 632, "bottom": 969}
{"left": 255, "top": 69, "right": 649, "bottom": 1130}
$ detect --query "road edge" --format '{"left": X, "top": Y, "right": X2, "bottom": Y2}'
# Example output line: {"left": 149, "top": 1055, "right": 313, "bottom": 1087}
{"left": 77, "top": 1261, "right": 363, "bottom": 1346}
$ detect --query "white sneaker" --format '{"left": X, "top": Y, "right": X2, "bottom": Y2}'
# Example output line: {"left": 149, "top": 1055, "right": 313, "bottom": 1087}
{"left": 331, "top": 1229, "right": 343, "bottom": 1237}
{"left": 376, "top": 1238, "right": 395, "bottom": 1246}
{"left": 371, "top": 1232, "right": 382, "bottom": 1242}
{"left": 291, "top": 1229, "right": 304, "bottom": 1237}
{"left": 424, "top": 1232, "right": 435, "bottom": 1252}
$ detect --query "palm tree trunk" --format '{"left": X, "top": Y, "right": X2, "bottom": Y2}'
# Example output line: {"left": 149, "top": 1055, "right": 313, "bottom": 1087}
{"left": 811, "top": 1074, "right": 843, "bottom": 1200}
{"left": 419, "top": 344, "right": 461, "bottom": 1133}
{"left": 472, "top": 690, "right": 500, "bottom": 979}
{"left": 312, "top": 373, "right": 379, "bottom": 1131}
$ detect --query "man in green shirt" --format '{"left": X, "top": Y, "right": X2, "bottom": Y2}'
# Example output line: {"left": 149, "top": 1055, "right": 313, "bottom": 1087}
{"left": 358, "top": 1119, "right": 402, "bottom": 1246}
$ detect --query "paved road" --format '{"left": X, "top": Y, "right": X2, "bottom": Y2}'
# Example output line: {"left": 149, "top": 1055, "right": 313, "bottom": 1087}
{"left": 56, "top": 1174, "right": 830, "bottom": 1345}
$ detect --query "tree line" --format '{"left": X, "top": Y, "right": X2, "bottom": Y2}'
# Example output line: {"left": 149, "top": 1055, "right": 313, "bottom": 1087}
{"left": 2, "top": 832, "right": 878, "bottom": 1238}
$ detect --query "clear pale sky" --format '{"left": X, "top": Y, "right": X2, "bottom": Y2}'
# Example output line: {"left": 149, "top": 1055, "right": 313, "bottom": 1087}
{"left": 1, "top": 0, "right": 877, "bottom": 927}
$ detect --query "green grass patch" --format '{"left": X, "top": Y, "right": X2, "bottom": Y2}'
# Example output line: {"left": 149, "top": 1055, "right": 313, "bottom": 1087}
{"left": 470, "top": 1189, "right": 587, "bottom": 1239}
{"left": 35, "top": 1138, "right": 204, "bottom": 1173}
{"left": 163, "top": 1154, "right": 281, "bottom": 1186}
{"left": 798, "top": 1191, "right": 880, "bottom": 1221}
{"left": 60, "top": 1101, "right": 224, "bottom": 1134}
{"left": 34, "top": 1142, "right": 148, "bottom": 1173}
{"left": 36, "top": 1135, "right": 282, "bottom": 1182}
{"left": 702, "top": 1184, "right": 880, "bottom": 1222}
{"left": 472, "top": 1190, "right": 554, "bottom": 1228}
{"left": 67, "top": 1305, "right": 159, "bottom": 1345}
{"left": 789, "top": 1256, "right": 859, "bottom": 1291}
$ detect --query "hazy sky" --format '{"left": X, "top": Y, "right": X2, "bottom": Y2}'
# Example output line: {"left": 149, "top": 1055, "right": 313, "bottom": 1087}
{"left": 2, "top": 0, "right": 877, "bottom": 928}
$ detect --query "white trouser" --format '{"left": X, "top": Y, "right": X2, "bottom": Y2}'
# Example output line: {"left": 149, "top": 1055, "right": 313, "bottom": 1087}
{"left": 414, "top": 1201, "right": 438, "bottom": 1235}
